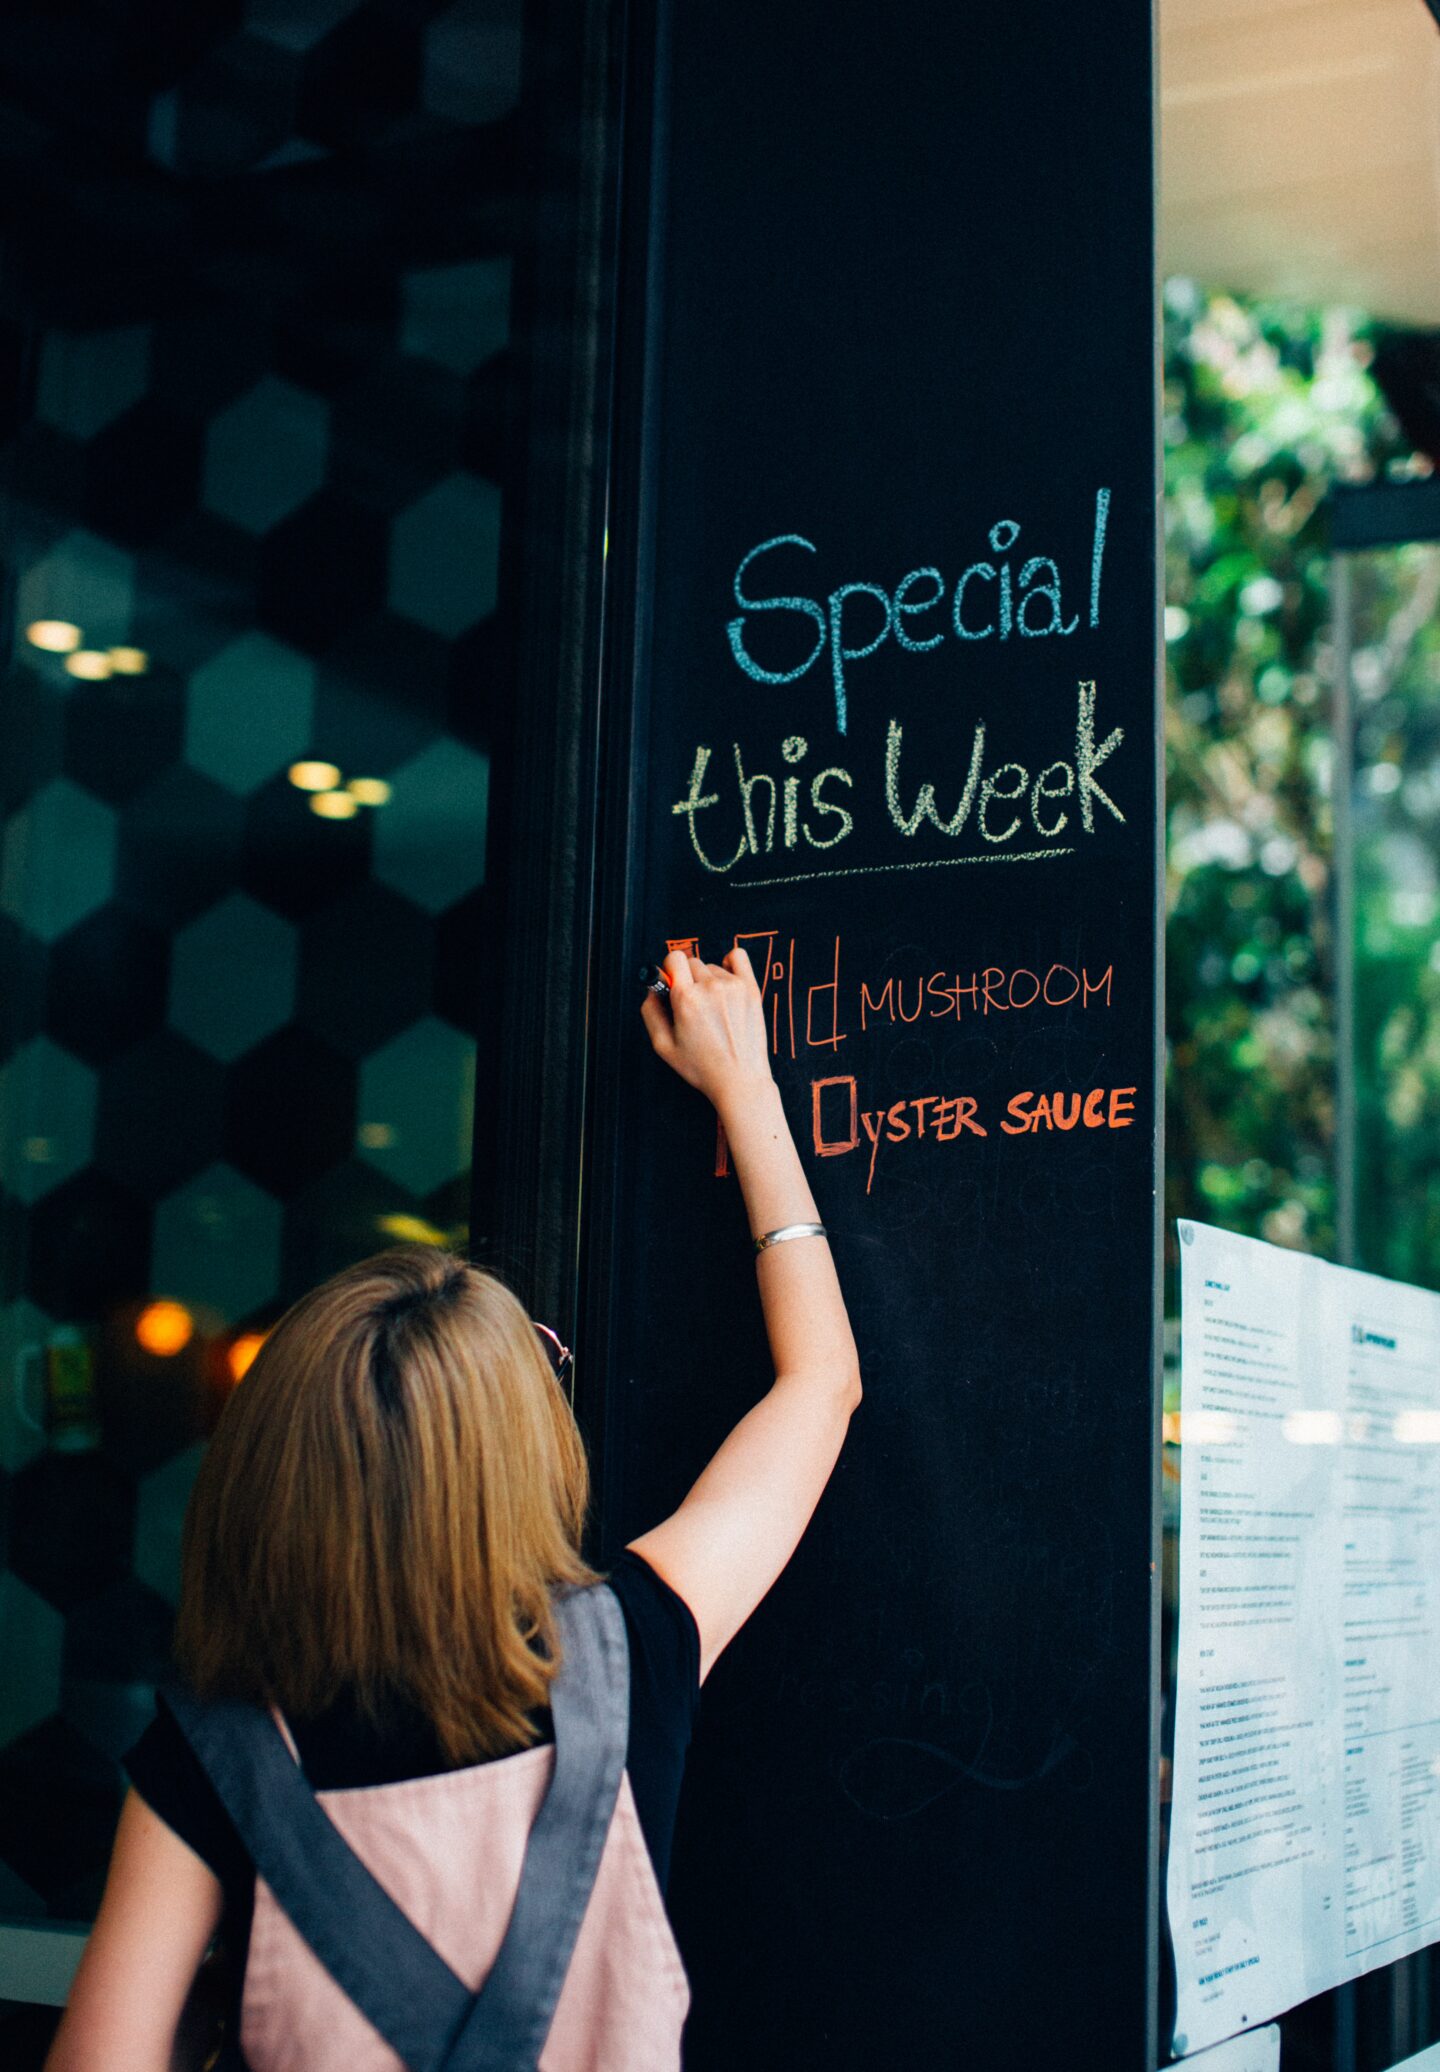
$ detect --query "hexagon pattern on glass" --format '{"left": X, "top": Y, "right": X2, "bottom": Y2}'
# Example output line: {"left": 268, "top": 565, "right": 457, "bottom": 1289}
{"left": 389, "top": 473, "right": 501, "bottom": 638}
{"left": 151, "top": 1162, "right": 285, "bottom": 1328}
{"left": 202, "top": 378, "right": 330, "bottom": 536}
{"left": 36, "top": 328, "right": 152, "bottom": 443}
{"left": 0, "top": 5, "right": 510, "bottom": 1916}
{"left": 358, "top": 1017, "right": 476, "bottom": 1195}
{"left": 186, "top": 632, "right": 317, "bottom": 796}
{"left": 169, "top": 894, "right": 299, "bottom": 1063}
{"left": 0, "top": 780, "right": 118, "bottom": 942}
{"left": 373, "top": 738, "right": 489, "bottom": 912}
{"left": 0, "top": 1040, "right": 98, "bottom": 1205}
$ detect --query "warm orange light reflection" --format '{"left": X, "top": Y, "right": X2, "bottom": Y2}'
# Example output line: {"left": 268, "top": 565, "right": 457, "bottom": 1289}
{"left": 64, "top": 650, "right": 114, "bottom": 681}
{"left": 310, "top": 790, "right": 359, "bottom": 819}
{"left": 347, "top": 777, "right": 391, "bottom": 807}
{"left": 27, "top": 619, "right": 82, "bottom": 653}
{"left": 107, "top": 646, "right": 149, "bottom": 675}
{"left": 289, "top": 760, "right": 342, "bottom": 792}
{"left": 136, "top": 1300, "right": 195, "bottom": 1357}
{"left": 228, "top": 1332, "right": 266, "bottom": 1383}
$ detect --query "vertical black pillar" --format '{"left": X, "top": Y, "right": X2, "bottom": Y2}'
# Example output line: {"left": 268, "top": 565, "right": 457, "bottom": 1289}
{"left": 584, "top": 4, "right": 1161, "bottom": 2065}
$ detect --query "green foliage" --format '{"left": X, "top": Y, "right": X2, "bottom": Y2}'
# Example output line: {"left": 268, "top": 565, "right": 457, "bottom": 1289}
{"left": 1163, "top": 283, "right": 1416, "bottom": 1273}
{"left": 1350, "top": 542, "right": 1440, "bottom": 1286}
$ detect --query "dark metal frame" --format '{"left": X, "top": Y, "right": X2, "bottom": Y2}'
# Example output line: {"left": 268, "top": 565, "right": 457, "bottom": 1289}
{"left": 476, "top": 0, "right": 627, "bottom": 1354}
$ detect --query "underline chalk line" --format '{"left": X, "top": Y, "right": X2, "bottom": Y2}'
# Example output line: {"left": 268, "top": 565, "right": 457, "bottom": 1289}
{"left": 729, "top": 847, "right": 1076, "bottom": 890}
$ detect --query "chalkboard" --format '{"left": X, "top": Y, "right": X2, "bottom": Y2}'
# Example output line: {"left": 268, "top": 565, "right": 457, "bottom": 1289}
{"left": 581, "top": 4, "right": 1160, "bottom": 2065}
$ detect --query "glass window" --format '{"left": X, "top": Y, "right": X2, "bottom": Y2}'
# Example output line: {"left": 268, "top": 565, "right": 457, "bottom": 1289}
{"left": 0, "top": 0, "right": 518, "bottom": 1937}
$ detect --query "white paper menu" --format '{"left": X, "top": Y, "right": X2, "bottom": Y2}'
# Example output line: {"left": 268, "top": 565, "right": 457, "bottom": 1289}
{"left": 1169, "top": 1221, "right": 1440, "bottom": 2056}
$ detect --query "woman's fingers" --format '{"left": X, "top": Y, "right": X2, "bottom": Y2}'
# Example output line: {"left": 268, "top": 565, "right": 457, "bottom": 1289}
{"left": 640, "top": 991, "right": 678, "bottom": 1058}
{"left": 724, "top": 944, "right": 756, "bottom": 986}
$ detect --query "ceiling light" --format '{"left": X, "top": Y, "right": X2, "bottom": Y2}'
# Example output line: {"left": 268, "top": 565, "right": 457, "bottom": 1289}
{"left": 63, "top": 650, "right": 114, "bottom": 680}
{"left": 27, "top": 620, "right": 82, "bottom": 653}
{"left": 310, "top": 789, "right": 359, "bottom": 819}
{"left": 347, "top": 777, "right": 391, "bottom": 806}
{"left": 107, "top": 646, "right": 149, "bottom": 675}
{"left": 289, "top": 760, "right": 342, "bottom": 792}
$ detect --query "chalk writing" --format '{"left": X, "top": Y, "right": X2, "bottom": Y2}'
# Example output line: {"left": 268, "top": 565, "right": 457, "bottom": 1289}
{"left": 884, "top": 683, "right": 1123, "bottom": 843}
{"left": 672, "top": 738, "right": 854, "bottom": 871}
{"left": 725, "top": 490, "right": 1111, "bottom": 733}
{"left": 812, "top": 1074, "right": 859, "bottom": 1157}
{"left": 802, "top": 1077, "right": 1139, "bottom": 1193}
{"left": 859, "top": 963, "right": 1112, "bottom": 1027}
{"left": 669, "top": 934, "right": 1113, "bottom": 1056}
{"left": 672, "top": 682, "right": 1123, "bottom": 884}
{"left": 1001, "top": 1088, "right": 1135, "bottom": 1134}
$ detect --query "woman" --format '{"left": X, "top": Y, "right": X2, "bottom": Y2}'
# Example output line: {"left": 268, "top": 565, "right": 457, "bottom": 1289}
{"left": 45, "top": 945, "right": 861, "bottom": 2071}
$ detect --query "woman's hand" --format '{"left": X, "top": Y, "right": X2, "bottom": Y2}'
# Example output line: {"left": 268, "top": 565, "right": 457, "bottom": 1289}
{"left": 640, "top": 946, "right": 774, "bottom": 1115}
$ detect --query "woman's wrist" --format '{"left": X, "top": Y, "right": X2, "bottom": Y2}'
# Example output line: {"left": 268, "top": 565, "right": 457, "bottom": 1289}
{"left": 714, "top": 1074, "right": 784, "bottom": 1137}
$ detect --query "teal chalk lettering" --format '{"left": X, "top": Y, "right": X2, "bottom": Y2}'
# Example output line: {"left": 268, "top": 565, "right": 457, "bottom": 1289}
{"left": 1089, "top": 488, "right": 1110, "bottom": 628}
{"left": 1017, "top": 556, "right": 1078, "bottom": 637}
{"left": 827, "top": 582, "right": 892, "bottom": 736}
{"left": 952, "top": 562, "right": 996, "bottom": 639}
{"left": 727, "top": 536, "right": 827, "bottom": 687}
{"left": 988, "top": 520, "right": 1019, "bottom": 638}
{"left": 893, "top": 567, "right": 946, "bottom": 652}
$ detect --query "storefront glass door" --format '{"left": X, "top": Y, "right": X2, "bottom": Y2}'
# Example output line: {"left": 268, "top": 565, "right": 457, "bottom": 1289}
{"left": 0, "top": 0, "right": 518, "bottom": 1988}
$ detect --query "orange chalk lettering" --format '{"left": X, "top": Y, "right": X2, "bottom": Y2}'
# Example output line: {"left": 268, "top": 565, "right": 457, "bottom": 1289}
{"left": 860, "top": 1109, "right": 884, "bottom": 1193}
{"left": 812, "top": 1075, "right": 859, "bottom": 1158}
{"left": 954, "top": 1095, "right": 987, "bottom": 1138}
{"left": 1083, "top": 966, "right": 1114, "bottom": 1007}
{"left": 860, "top": 978, "right": 894, "bottom": 1029}
{"left": 1002, "top": 1092, "right": 1035, "bottom": 1134}
{"left": 934, "top": 1096, "right": 961, "bottom": 1140}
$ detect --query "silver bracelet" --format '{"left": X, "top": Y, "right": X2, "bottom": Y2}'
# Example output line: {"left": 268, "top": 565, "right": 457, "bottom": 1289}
{"left": 753, "top": 1222, "right": 828, "bottom": 1254}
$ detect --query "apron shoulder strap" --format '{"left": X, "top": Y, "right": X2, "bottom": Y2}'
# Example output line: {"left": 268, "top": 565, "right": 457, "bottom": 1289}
{"left": 165, "top": 1579, "right": 631, "bottom": 2072}
{"left": 165, "top": 1684, "right": 472, "bottom": 2072}
{"left": 446, "top": 1580, "right": 630, "bottom": 2072}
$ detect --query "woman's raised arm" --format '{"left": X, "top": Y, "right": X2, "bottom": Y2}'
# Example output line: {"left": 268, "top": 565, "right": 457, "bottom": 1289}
{"left": 630, "top": 946, "right": 861, "bottom": 1680}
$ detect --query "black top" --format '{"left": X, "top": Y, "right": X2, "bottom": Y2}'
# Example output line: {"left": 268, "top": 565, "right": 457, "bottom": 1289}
{"left": 125, "top": 1551, "right": 700, "bottom": 1981}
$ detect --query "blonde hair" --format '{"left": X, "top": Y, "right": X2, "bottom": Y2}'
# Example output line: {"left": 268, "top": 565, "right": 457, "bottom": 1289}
{"left": 175, "top": 1246, "right": 594, "bottom": 1764}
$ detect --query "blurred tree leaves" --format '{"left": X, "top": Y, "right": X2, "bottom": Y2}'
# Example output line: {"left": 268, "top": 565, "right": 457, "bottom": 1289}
{"left": 1163, "top": 283, "right": 1423, "bottom": 1275}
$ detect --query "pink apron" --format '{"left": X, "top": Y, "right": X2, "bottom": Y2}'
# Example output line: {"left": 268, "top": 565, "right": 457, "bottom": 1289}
{"left": 168, "top": 1585, "right": 688, "bottom": 2072}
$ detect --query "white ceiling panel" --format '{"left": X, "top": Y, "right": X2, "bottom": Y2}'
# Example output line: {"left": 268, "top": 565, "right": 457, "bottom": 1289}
{"left": 1161, "top": 0, "right": 1440, "bottom": 320}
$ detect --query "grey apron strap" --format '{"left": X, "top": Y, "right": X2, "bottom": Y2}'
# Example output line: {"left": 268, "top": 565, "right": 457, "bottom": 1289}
{"left": 165, "top": 1580, "right": 630, "bottom": 2072}
{"left": 165, "top": 1686, "right": 472, "bottom": 2072}
{"left": 444, "top": 1581, "right": 630, "bottom": 2072}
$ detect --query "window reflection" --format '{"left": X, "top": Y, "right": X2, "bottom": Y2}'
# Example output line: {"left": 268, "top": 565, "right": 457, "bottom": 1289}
{"left": 0, "top": 0, "right": 514, "bottom": 1926}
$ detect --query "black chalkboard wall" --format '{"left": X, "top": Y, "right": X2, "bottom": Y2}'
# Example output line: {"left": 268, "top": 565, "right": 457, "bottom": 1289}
{"left": 581, "top": 2, "right": 1160, "bottom": 2065}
